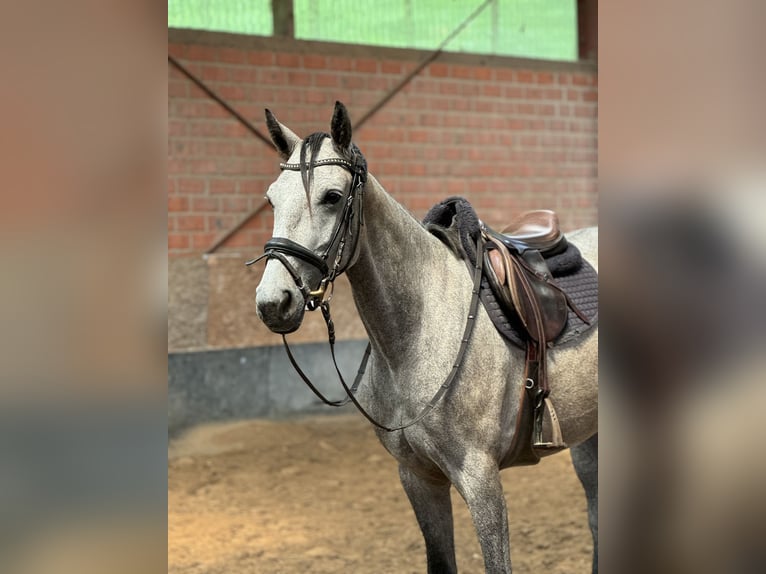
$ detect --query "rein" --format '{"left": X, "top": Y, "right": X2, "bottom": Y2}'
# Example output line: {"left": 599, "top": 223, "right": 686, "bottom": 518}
{"left": 249, "top": 155, "right": 485, "bottom": 432}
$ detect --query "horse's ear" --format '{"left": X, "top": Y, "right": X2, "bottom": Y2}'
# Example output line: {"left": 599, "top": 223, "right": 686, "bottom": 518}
{"left": 330, "top": 101, "right": 352, "bottom": 152}
{"left": 265, "top": 109, "right": 300, "bottom": 159}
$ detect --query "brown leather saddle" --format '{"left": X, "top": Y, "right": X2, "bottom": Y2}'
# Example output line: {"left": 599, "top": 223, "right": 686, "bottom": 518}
{"left": 481, "top": 210, "right": 591, "bottom": 466}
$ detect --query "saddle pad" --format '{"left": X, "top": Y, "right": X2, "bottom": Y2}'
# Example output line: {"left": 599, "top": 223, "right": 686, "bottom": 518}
{"left": 423, "top": 197, "right": 598, "bottom": 348}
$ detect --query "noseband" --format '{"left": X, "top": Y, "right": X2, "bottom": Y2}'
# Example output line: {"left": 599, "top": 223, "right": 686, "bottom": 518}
{"left": 246, "top": 156, "right": 367, "bottom": 311}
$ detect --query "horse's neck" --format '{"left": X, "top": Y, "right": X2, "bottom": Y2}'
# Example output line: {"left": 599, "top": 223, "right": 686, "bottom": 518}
{"left": 346, "top": 175, "right": 467, "bottom": 365}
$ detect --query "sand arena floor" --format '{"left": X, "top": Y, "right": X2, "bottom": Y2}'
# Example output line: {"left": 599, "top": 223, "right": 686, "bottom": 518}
{"left": 169, "top": 414, "right": 593, "bottom": 573}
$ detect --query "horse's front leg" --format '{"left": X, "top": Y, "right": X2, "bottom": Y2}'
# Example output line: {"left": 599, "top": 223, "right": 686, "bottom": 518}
{"left": 399, "top": 465, "right": 458, "bottom": 574}
{"left": 452, "top": 458, "right": 513, "bottom": 573}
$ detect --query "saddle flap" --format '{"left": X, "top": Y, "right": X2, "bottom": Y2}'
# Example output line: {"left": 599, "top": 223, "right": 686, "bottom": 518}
{"left": 504, "top": 248, "right": 568, "bottom": 343}
{"left": 488, "top": 248, "right": 506, "bottom": 285}
{"left": 508, "top": 251, "right": 569, "bottom": 343}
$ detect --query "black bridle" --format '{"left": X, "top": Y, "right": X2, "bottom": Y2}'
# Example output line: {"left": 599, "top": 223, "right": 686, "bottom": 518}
{"left": 248, "top": 152, "right": 484, "bottom": 432}
{"left": 247, "top": 156, "right": 367, "bottom": 311}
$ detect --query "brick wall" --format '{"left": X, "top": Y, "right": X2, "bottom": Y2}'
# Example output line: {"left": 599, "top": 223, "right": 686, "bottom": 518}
{"left": 168, "top": 30, "right": 597, "bottom": 259}
{"left": 167, "top": 30, "right": 597, "bottom": 352}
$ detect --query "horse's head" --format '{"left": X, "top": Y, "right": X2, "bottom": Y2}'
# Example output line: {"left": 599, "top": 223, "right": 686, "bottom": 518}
{"left": 255, "top": 101, "right": 367, "bottom": 333}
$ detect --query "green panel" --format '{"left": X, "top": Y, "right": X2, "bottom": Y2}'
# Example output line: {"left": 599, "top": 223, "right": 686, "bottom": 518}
{"left": 168, "top": 0, "right": 273, "bottom": 36}
{"left": 496, "top": 0, "right": 577, "bottom": 60}
{"left": 168, "top": 0, "right": 577, "bottom": 61}
{"left": 295, "top": 0, "right": 576, "bottom": 61}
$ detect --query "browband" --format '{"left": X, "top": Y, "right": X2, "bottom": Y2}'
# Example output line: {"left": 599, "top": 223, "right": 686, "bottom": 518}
{"left": 280, "top": 158, "right": 356, "bottom": 172}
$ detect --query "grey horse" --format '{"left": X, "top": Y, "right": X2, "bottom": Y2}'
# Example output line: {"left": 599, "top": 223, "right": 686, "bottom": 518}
{"left": 255, "top": 102, "right": 598, "bottom": 574}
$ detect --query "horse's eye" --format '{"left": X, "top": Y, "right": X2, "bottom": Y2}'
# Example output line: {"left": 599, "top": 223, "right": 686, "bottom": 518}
{"left": 264, "top": 196, "right": 274, "bottom": 209}
{"left": 322, "top": 190, "right": 343, "bottom": 206}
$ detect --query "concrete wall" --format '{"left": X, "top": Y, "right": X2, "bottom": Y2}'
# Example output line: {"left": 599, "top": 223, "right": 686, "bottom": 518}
{"left": 169, "top": 340, "right": 366, "bottom": 435}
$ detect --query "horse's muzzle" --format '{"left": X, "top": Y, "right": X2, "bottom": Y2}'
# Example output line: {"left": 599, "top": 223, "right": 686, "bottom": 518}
{"left": 255, "top": 286, "right": 305, "bottom": 334}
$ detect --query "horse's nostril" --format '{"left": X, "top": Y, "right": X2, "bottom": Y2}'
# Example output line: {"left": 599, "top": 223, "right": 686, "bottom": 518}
{"left": 278, "top": 289, "right": 293, "bottom": 314}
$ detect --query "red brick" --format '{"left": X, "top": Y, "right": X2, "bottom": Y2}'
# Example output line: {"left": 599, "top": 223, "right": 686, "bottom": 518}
{"left": 303, "top": 54, "right": 326, "bottom": 69}
{"left": 483, "top": 84, "right": 502, "bottom": 97}
{"left": 201, "top": 65, "right": 228, "bottom": 82}
{"left": 168, "top": 81, "right": 187, "bottom": 97}
{"left": 190, "top": 197, "right": 217, "bottom": 212}
{"left": 327, "top": 57, "right": 352, "bottom": 71}
{"left": 190, "top": 159, "right": 218, "bottom": 174}
{"left": 168, "top": 234, "right": 189, "bottom": 249}
{"left": 306, "top": 90, "right": 327, "bottom": 105}
{"left": 276, "top": 53, "right": 301, "bottom": 68}
{"left": 177, "top": 178, "right": 206, "bottom": 194}
{"left": 221, "top": 232, "right": 252, "bottom": 248}
{"left": 186, "top": 45, "right": 218, "bottom": 62}
{"left": 538, "top": 104, "right": 556, "bottom": 116}
{"left": 209, "top": 179, "right": 237, "bottom": 194}
{"left": 168, "top": 44, "right": 185, "bottom": 59}
{"left": 287, "top": 71, "right": 312, "bottom": 86}
{"left": 543, "top": 88, "right": 562, "bottom": 100}
{"left": 217, "top": 85, "right": 246, "bottom": 100}
{"left": 177, "top": 215, "right": 205, "bottom": 231}
{"left": 354, "top": 59, "right": 378, "bottom": 73}
{"left": 582, "top": 90, "right": 598, "bottom": 102}
{"left": 407, "top": 164, "right": 426, "bottom": 176}
{"left": 208, "top": 215, "right": 236, "bottom": 231}
{"left": 495, "top": 68, "right": 514, "bottom": 82}
{"left": 219, "top": 47, "right": 247, "bottom": 64}
{"left": 315, "top": 73, "right": 339, "bottom": 88}
{"left": 192, "top": 233, "right": 218, "bottom": 250}
{"left": 167, "top": 45, "right": 599, "bottom": 233}
{"left": 367, "top": 76, "right": 391, "bottom": 91}
{"left": 248, "top": 51, "right": 273, "bottom": 66}
{"left": 438, "top": 82, "right": 460, "bottom": 95}
{"left": 537, "top": 72, "right": 554, "bottom": 84}
{"left": 516, "top": 70, "right": 535, "bottom": 83}
{"left": 381, "top": 60, "right": 402, "bottom": 74}
{"left": 259, "top": 69, "right": 287, "bottom": 85}
{"left": 168, "top": 120, "right": 186, "bottom": 137}
{"left": 429, "top": 63, "right": 449, "bottom": 77}
{"left": 476, "top": 101, "right": 493, "bottom": 113}
{"left": 473, "top": 67, "right": 492, "bottom": 81}
{"left": 168, "top": 196, "right": 188, "bottom": 212}
{"left": 229, "top": 67, "right": 258, "bottom": 83}
{"left": 341, "top": 76, "right": 365, "bottom": 89}
{"left": 205, "top": 141, "right": 239, "bottom": 157}
{"left": 574, "top": 105, "right": 597, "bottom": 118}
{"left": 223, "top": 197, "right": 248, "bottom": 212}
{"left": 451, "top": 65, "right": 473, "bottom": 79}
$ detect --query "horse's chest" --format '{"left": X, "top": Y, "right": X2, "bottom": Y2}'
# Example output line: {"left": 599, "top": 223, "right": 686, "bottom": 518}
{"left": 373, "top": 426, "right": 450, "bottom": 480}
{"left": 374, "top": 429, "right": 415, "bottom": 462}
